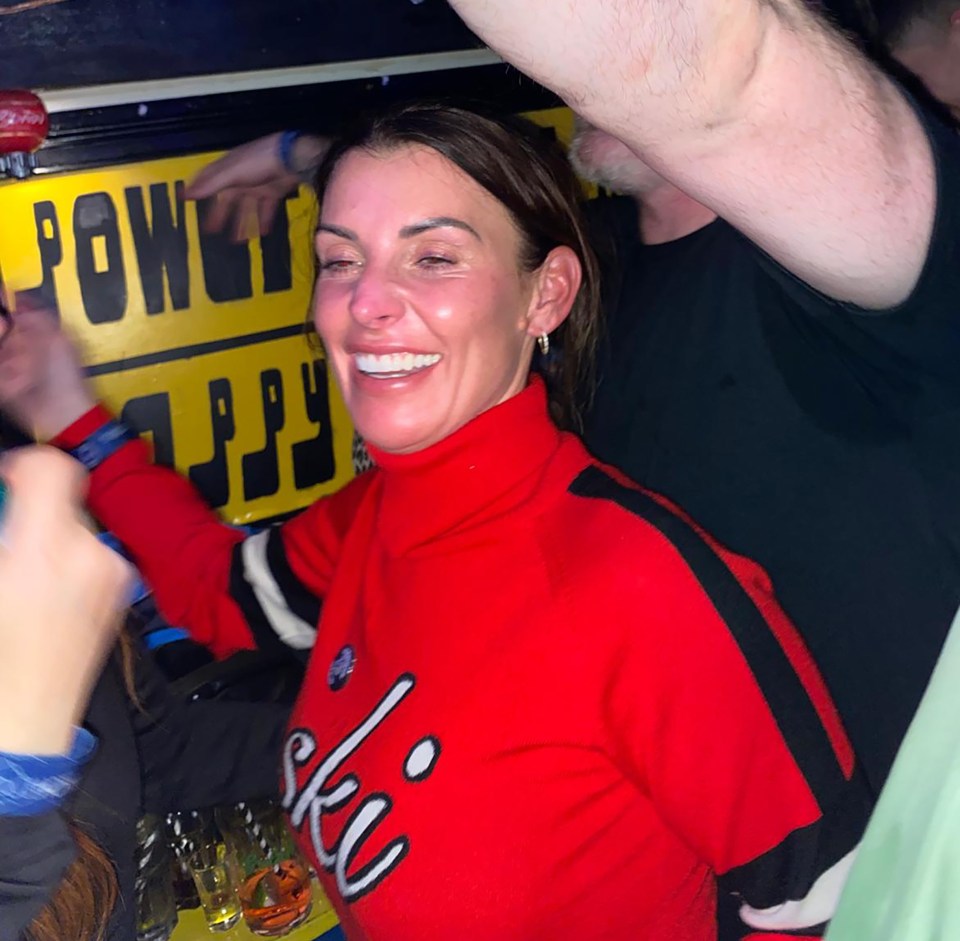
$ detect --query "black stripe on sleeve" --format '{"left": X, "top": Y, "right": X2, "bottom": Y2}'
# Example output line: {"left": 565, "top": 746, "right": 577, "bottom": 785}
{"left": 264, "top": 527, "right": 323, "bottom": 630}
{"left": 228, "top": 541, "right": 310, "bottom": 664}
{"left": 718, "top": 764, "right": 872, "bottom": 911}
{"left": 569, "top": 465, "right": 847, "bottom": 809}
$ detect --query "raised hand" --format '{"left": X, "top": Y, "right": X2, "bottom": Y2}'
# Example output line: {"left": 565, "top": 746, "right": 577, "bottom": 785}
{"left": 0, "top": 304, "right": 95, "bottom": 441}
{"left": 0, "top": 447, "right": 131, "bottom": 754}
{"left": 185, "top": 132, "right": 329, "bottom": 242}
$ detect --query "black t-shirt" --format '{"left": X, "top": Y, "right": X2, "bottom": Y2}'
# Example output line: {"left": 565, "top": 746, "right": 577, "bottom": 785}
{"left": 584, "top": 106, "right": 960, "bottom": 794}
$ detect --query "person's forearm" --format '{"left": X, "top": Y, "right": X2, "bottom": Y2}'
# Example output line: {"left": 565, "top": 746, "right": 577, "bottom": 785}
{"left": 0, "top": 703, "right": 77, "bottom": 755}
{"left": 0, "top": 608, "right": 101, "bottom": 755}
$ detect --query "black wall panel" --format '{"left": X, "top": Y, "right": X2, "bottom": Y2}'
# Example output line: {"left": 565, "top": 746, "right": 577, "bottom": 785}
{"left": 2, "top": 0, "right": 479, "bottom": 88}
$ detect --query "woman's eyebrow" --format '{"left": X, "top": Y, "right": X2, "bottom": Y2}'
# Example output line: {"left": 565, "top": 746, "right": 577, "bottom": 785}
{"left": 316, "top": 223, "right": 358, "bottom": 240}
{"left": 399, "top": 217, "right": 482, "bottom": 241}
{"left": 316, "top": 217, "right": 482, "bottom": 242}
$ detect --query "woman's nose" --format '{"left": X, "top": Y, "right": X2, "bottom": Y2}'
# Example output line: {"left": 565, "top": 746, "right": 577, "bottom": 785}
{"left": 348, "top": 267, "right": 404, "bottom": 327}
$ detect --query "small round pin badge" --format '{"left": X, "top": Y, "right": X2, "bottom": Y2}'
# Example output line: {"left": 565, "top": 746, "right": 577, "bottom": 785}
{"left": 328, "top": 645, "right": 356, "bottom": 691}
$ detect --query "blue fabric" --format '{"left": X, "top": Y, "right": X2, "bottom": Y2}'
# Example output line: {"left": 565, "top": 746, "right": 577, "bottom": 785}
{"left": 0, "top": 728, "right": 97, "bottom": 816}
{"left": 143, "top": 626, "right": 189, "bottom": 650}
{"left": 69, "top": 419, "right": 139, "bottom": 473}
{"left": 278, "top": 129, "right": 303, "bottom": 174}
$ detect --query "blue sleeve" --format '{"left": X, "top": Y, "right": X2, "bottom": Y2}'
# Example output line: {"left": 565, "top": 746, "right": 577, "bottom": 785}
{"left": 0, "top": 729, "right": 97, "bottom": 816}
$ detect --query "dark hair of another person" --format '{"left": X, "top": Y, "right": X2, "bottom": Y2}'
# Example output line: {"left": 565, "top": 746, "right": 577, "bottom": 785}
{"left": 312, "top": 101, "right": 602, "bottom": 432}
{"left": 809, "top": 0, "right": 881, "bottom": 47}
{"left": 871, "top": 0, "right": 939, "bottom": 46}
{"left": 25, "top": 635, "right": 140, "bottom": 941}
{"left": 24, "top": 827, "right": 118, "bottom": 941}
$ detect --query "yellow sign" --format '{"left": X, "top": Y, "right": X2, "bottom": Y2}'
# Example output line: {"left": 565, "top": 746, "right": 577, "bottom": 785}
{"left": 524, "top": 106, "right": 575, "bottom": 145}
{"left": 524, "top": 106, "right": 599, "bottom": 198}
{"left": 0, "top": 152, "right": 354, "bottom": 525}
{"left": 0, "top": 106, "right": 577, "bottom": 524}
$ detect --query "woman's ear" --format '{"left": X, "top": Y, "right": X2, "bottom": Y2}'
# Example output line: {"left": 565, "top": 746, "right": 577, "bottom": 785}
{"left": 524, "top": 246, "right": 582, "bottom": 338}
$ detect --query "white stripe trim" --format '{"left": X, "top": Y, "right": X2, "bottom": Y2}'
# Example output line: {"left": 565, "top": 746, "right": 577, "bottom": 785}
{"left": 740, "top": 845, "right": 860, "bottom": 932}
{"left": 38, "top": 49, "right": 503, "bottom": 114}
{"left": 241, "top": 530, "right": 317, "bottom": 651}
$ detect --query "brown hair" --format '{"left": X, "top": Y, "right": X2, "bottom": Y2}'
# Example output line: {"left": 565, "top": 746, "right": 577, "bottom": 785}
{"left": 24, "top": 631, "right": 139, "bottom": 941}
{"left": 23, "top": 826, "right": 119, "bottom": 941}
{"left": 312, "top": 101, "right": 602, "bottom": 432}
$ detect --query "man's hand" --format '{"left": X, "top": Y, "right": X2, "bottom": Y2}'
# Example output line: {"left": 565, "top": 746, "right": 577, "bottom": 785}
{"left": 185, "top": 132, "right": 329, "bottom": 242}
{"left": 0, "top": 447, "right": 131, "bottom": 754}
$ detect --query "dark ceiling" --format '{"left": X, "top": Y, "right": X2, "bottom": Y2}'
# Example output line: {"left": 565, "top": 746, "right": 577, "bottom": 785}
{"left": 1, "top": 0, "right": 481, "bottom": 89}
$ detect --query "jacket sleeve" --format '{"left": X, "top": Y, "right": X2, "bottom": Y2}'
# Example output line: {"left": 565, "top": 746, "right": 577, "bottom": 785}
{"left": 129, "top": 642, "right": 290, "bottom": 813}
{"left": 53, "top": 405, "right": 374, "bottom": 660}
{"left": 0, "top": 813, "right": 75, "bottom": 941}
{"left": 596, "top": 474, "right": 873, "bottom": 940}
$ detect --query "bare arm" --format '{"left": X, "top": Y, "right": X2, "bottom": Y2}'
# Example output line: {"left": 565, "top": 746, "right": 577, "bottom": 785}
{"left": 447, "top": 0, "right": 935, "bottom": 309}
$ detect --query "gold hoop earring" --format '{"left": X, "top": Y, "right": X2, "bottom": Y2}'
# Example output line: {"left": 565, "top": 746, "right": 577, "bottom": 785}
{"left": 537, "top": 333, "right": 550, "bottom": 357}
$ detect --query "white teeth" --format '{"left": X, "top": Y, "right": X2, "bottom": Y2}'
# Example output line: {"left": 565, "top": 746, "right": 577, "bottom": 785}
{"left": 354, "top": 352, "right": 441, "bottom": 376}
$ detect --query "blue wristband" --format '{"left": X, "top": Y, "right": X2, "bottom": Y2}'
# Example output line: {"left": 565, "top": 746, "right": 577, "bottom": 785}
{"left": 68, "top": 419, "right": 139, "bottom": 472}
{"left": 0, "top": 728, "right": 97, "bottom": 816}
{"left": 278, "top": 129, "right": 303, "bottom": 175}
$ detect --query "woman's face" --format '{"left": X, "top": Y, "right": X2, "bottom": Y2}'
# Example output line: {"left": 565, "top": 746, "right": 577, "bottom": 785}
{"left": 313, "top": 144, "right": 545, "bottom": 455}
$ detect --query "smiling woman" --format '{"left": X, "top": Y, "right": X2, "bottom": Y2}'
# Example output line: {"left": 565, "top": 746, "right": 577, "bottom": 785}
{"left": 311, "top": 103, "right": 602, "bottom": 447}
{"left": 314, "top": 144, "right": 575, "bottom": 455}
{"left": 0, "top": 101, "right": 869, "bottom": 941}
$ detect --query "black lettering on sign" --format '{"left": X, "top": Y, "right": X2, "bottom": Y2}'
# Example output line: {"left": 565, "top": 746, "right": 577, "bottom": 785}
{"left": 189, "top": 378, "right": 236, "bottom": 508}
{"left": 260, "top": 195, "right": 296, "bottom": 295}
{"left": 242, "top": 369, "right": 286, "bottom": 501}
{"left": 74, "top": 193, "right": 127, "bottom": 324}
{"left": 196, "top": 198, "right": 253, "bottom": 303}
{"left": 292, "top": 360, "right": 335, "bottom": 489}
{"left": 125, "top": 182, "right": 190, "bottom": 315}
{"left": 15, "top": 201, "right": 63, "bottom": 312}
{"left": 121, "top": 392, "right": 175, "bottom": 468}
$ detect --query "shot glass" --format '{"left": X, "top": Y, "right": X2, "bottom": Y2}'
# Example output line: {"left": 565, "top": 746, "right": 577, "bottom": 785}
{"left": 135, "top": 815, "right": 178, "bottom": 941}
{"left": 167, "top": 809, "right": 243, "bottom": 933}
{"left": 186, "top": 842, "right": 243, "bottom": 933}
{"left": 216, "top": 800, "right": 313, "bottom": 937}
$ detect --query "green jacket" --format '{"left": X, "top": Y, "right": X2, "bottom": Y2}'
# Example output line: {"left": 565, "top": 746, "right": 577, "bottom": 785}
{"left": 827, "top": 607, "right": 960, "bottom": 940}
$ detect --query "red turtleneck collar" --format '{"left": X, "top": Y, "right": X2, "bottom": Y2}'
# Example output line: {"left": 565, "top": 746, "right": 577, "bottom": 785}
{"left": 363, "top": 377, "right": 566, "bottom": 556}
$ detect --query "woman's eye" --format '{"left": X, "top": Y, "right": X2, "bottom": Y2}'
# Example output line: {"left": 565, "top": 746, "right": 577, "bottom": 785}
{"left": 416, "top": 255, "right": 455, "bottom": 268}
{"left": 319, "top": 258, "right": 359, "bottom": 274}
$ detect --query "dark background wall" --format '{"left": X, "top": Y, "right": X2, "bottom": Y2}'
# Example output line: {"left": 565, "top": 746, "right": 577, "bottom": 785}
{"left": 1, "top": 0, "right": 480, "bottom": 89}
{"left": 0, "top": 0, "right": 890, "bottom": 93}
